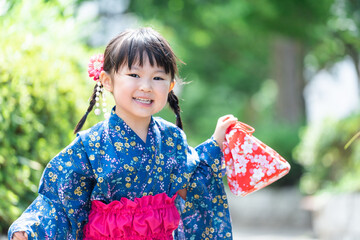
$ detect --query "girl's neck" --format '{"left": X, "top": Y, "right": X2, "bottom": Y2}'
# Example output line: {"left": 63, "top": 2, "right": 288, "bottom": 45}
{"left": 115, "top": 109, "right": 151, "bottom": 143}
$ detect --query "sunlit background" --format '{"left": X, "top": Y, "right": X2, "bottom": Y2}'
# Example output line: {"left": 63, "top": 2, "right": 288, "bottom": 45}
{"left": 0, "top": 0, "right": 359, "bottom": 239}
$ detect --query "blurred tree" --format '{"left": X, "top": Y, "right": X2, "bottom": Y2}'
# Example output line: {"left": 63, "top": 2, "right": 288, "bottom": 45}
{"left": 128, "top": 0, "right": 270, "bottom": 132}
{"left": 0, "top": 0, "right": 96, "bottom": 233}
{"left": 127, "top": 0, "right": 334, "bottom": 125}
{"left": 126, "top": 0, "right": 335, "bottom": 186}
{"left": 307, "top": 0, "right": 360, "bottom": 95}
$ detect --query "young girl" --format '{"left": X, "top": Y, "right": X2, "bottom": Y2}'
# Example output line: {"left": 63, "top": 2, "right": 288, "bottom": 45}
{"left": 9, "top": 27, "right": 237, "bottom": 240}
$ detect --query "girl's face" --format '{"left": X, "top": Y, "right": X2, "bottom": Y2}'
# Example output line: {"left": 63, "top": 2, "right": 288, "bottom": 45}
{"left": 102, "top": 55, "right": 174, "bottom": 125}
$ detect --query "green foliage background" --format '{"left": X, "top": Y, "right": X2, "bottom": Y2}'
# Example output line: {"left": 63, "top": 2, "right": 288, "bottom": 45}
{"left": 1, "top": 0, "right": 359, "bottom": 235}
{"left": 128, "top": 0, "right": 335, "bottom": 186}
{"left": 0, "top": 0, "right": 101, "bottom": 232}
{"left": 295, "top": 114, "right": 360, "bottom": 195}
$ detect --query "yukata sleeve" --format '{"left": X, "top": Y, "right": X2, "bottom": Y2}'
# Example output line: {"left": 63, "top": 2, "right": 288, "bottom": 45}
{"left": 173, "top": 131, "right": 233, "bottom": 240}
{"left": 8, "top": 136, "right": 95, "bottom": 240}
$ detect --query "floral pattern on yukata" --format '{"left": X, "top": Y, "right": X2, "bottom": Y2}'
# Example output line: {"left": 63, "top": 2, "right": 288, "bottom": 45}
{"left": 8, "top": 107, "right": 233, "bottom": 240}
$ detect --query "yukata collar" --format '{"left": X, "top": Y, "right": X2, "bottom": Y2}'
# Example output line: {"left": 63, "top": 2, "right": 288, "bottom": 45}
{"left": 108, "top": 106, "right": 156, "bottom": 146}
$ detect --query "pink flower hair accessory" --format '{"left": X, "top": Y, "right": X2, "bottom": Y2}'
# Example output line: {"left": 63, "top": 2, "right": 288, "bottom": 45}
{"left": 88, "top": 54, "right": 104, "bottom": 81}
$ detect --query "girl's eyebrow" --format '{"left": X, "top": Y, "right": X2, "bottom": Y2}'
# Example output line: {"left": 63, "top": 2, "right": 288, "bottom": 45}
{"left": 131, "top": 66, "right": 166, "bottom": 73}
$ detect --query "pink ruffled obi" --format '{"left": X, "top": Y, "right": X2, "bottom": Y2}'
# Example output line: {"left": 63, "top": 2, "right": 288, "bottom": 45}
{"left": 83, "top": 193, "right": 180, "bottom": 240}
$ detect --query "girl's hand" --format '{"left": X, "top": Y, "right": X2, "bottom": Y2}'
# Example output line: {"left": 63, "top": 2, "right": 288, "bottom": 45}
{"left": 12, "top": 231, "right": 28, "bottom": 240}
{"left": 213, "top": 115, "right": 238, "bottom": 150}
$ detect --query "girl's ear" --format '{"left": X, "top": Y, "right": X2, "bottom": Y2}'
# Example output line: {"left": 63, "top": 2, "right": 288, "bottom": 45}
{"left": 100, "top": 71, "right": 113, "bottom": 92}
{"left": 169, "top": 80, "right": 176, "bottom": 92}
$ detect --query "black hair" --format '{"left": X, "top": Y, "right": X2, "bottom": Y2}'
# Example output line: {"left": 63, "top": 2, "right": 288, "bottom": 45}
{"left": 74, "top": 27, "right": 183, "bottom": 134}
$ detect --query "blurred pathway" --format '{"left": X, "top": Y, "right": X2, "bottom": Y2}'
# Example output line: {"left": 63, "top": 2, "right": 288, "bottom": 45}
{"left": 233, "top": 227, "right": 317, "bottom": 240}
{"left": 1, "top": 232, "right": 318, "bottom": 240}
{"left": 3, "top": 228, "right": 317, "bottom": 240}
{"left": 227, "top": 187, "right": 317, "bottom": 240}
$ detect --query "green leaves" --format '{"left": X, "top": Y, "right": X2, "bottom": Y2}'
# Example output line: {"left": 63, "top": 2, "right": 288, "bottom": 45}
{"left": 0, "top": 0, "right": 94, "bottom": 232}
{"left": 295, "top": 114, "right": 360, "bottom": 195}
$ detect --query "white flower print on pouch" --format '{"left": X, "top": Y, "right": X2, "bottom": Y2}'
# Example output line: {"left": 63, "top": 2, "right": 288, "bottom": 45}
{"left": 241, "top": 136, "right": 253, "bottom": 155}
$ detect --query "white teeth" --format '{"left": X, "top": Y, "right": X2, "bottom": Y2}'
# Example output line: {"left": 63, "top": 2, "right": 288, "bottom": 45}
{"left": 135, "top": 98, "right": 152, "bottom": 104}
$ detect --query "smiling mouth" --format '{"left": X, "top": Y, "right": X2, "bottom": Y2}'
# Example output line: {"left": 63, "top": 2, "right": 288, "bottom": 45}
{"left": 134, "top": 97, "right": 153, "bottom": 104}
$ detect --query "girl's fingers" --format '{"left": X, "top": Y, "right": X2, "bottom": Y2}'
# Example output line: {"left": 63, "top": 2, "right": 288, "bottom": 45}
{"left": 12, "top": 231, "right": 28, "bottom": 240}
{"left": 219, "top": 115, "right": 238, "bottom": 129}
{"left": 212, "top": 114, "right": 238, "bottom": 150}
{"left": 219, "top": 114, "right": 235, "bottom": 122}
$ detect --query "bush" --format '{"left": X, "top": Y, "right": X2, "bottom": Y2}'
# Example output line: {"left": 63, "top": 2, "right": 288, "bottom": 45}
{"left": 294, "top": 114, "right": 360, "bottom": 195}
{"left": 0, "top": 0, "right": 96, "bottom": 233}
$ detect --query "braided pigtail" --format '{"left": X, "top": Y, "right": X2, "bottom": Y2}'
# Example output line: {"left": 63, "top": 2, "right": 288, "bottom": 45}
{"left": 74, "top": 84, "right": 98, "bottom": 134}
{"left": 168, "top": 90, "right": 183, "bottom": 130}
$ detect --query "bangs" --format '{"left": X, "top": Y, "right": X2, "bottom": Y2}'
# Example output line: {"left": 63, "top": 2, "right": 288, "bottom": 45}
{"left": 110, "top": 29, "right": 177, "bottom": 79}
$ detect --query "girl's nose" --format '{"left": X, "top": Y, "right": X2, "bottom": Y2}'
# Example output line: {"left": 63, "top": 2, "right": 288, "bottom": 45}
{"left": 139, "top": 78, "right": 152, "bottom": 92}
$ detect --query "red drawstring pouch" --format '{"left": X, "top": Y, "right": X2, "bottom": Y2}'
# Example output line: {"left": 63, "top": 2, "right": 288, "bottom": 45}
{"left": 223, "top": 122, "right": 290, "bottom": 196}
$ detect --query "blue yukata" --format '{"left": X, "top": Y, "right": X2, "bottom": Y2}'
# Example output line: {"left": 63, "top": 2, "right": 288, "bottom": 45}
{"left": 8, "top": 107, "right": 233, "bottom": 239}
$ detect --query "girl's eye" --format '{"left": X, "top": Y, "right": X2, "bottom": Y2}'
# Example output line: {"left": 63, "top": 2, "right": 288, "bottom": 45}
{"left": 128, "top": 74, "right": 140, "bottom": 78}
{"left": 153, "top": 77, "right": 164, "bottom": 81}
